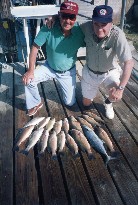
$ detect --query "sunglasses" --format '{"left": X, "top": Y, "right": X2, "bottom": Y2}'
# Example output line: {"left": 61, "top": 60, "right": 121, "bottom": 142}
{"left": 60, "top": 13, "right": 76, "bottom": 20}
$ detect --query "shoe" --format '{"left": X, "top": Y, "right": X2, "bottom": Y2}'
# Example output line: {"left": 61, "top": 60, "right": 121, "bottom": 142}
{"left": 104, "top": 103, "right": 114, "bottom": 119}
{"left": 27, "top": 102, "right": 43, "bottom": 116}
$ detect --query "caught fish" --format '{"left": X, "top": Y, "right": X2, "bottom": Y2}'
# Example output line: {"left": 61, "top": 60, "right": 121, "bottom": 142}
{"left": 21, "top": 128, "right": 44, "bottom": 155}
{"left": 13, "top": 125, "right": 35, "bottom": 151}
{"left": 53, "top": 120, "right": 62, "bottom": 134}
{"left": 46, "top": 118, "right": 55, "bottom": 132}
{"left": 82, "top": 114, "right": 101, "bottom": 127}
{"left": 70, "top": 129, "right": 94, "bottom": 160}
{"left": 66, "top": 133, "right": 80, "bottom": 158}
{"left": 48, "top": 130, "right": 57, "bottom": 160}
{"left": 62, "top": 118, "right": 69, "bottom": 134}
{"left": 84, "top": 111, "right": 104, "bottom": 123}
{"left": 57, "top": 131, "right": 66, "bottom": 155}
{"left": 37, "top": 117, "right": 51, "bottom": 129}
{"left": 23, "top": 117, "right": 45, "bottom": 128}
{"left": 82, "top": 125, "right": 116, "bottom": 166}
{"left": 77, "top": 116, "right": 93, "bottom": 129}
{"left": 94, "top": 126, "right": 118, "bottom": 157}
{"left": 37, "top": 129, "right": 49, "bottom": 157}
{"left": 68, "top": 116, "right": 82, "bottom": 132}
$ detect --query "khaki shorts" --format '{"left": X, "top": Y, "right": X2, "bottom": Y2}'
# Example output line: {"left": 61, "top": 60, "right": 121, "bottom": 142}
{"left": 81, "top": 64, "right": 122, "bottom": 100}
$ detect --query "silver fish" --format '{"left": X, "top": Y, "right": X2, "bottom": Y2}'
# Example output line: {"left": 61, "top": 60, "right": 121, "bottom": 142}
{"left": 84, "top": 111, "right": 104, "bottom": 123}
{"left": 37, "top": 129, "right": 49, "bottom": 157}
{"left": 66, "top": 133, "right": 79, "bottom": 158}
{"left": 57, "top": 131, "right": 66, "bottom": 155}
{"left": 68, "top": 116, "right": 83, "bottom": 132}
{"left": 70, "top": 129, "right": 94, "bottom": 160}
{"left": 37, "top": 117, "right": 51, "bottom": 129}
{"left": 62, "top": 118, "right": 69, "bottom": 134}
{"left": 82, "top": 114, "right": 101, "bottom": 127}
{"left": 13, "top": 125, "right": 35, "bottom": 151}
{"left": 48, "top": 130, "right": 57, "bottom": 160}
{"left": 94, "top": 126, "right": 118, "bottom": 157}
{"left": 77, "top": 116, "right": 93, "bottom": 129}
{"left": 82, "top": 125, "right": 116, "bottom": 166}
{"left": 21, "top": 128, "right": 44, "bottom": 155}
{"left": 53, "top": 120, "right": 62, "bottom": 134}
{"left": 46, "top": 118, "right": 55, "bottom": 132}
{"left": 23, "top": 117, "right": 45, "bottom": 128}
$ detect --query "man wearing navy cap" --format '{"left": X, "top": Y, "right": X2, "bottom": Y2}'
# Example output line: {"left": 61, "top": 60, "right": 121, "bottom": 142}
{"left": 81, "top": 5, "right": 134, "bottom": 119}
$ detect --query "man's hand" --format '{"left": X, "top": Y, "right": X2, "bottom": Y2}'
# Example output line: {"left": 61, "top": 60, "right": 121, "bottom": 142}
{"left": 45, "top": 15, "right": 58, "bottom": 29}
{"left": 22, "top": 70, "right": 34, "bottom": 85}
{"left": 109, "top": 87, "right": 123, "bottom": 102}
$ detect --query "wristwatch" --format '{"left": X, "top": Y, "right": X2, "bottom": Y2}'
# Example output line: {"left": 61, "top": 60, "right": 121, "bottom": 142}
{"left": 117, "top": 85, "right": 125, "bottom": 90}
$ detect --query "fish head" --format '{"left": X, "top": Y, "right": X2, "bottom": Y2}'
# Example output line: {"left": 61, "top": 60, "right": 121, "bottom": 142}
{"left": 81, "top": 125, "right": 91, "bottom": 132}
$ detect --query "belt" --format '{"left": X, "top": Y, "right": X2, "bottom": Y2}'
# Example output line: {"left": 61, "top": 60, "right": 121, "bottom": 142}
{"left": 53, "top": 66, "right": 74, "bottom": 74}
{"left": 88, "top": 66, "right": 108, "bottom": 75}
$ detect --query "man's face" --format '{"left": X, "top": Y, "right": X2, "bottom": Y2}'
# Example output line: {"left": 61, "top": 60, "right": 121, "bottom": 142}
{"left": 93, "top": 21, "right": 112, "bottom": 38}
{"left": 59, "top": 12, "right": 76, "bottom": 31}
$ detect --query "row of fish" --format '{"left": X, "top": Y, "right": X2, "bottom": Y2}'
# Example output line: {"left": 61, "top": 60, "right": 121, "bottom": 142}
{"left": 13, "top": 111, "right": 118, "bottom": 166}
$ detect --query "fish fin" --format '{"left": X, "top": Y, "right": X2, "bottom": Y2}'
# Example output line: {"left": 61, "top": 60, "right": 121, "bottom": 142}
{"left": 51, "top": 154, "right": 57, "bottom": 160}
{"left": 87, "top": 153, "right": 95, "bottom": 160}
{"left": 37, "top": 152, "right": 44, "bottom": 158}
{"left": 12, "top": 146, "right": 19, "bottom": 152}
{"left": 58, "top": 150, "right": 64, "bottom": 156}
{"left": 20, "top": 150, "right": 29, "bottom": 156}
{"left": 104, "top": 155, "right": 117, "bottom": 167}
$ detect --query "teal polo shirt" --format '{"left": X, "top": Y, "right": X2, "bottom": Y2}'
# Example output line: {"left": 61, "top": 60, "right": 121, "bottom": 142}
{"left": 34, "top": 21, "right": 85, "bottom": 71}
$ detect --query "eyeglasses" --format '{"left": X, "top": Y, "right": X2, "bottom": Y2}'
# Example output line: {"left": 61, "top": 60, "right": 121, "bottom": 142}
{"left": 60, "top": 13, "right": 76, "bottom": 20}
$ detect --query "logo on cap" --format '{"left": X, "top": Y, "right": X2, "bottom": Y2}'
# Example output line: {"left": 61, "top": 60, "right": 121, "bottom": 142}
{"left": 99, "top": 9, "right": 107, "bottom": 16}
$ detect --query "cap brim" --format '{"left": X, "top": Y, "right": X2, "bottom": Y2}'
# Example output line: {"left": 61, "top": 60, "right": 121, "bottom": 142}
{"left": 92, "top": 17, "right": 112, "bottom": 23}
{"left": 60, "top": 10, "right": 78, "bottom": 15}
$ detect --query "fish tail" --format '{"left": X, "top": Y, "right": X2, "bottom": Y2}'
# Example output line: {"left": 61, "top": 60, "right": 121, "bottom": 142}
{"left": 110, "top": 151, "right": 120, "bottom": 158}
{"left": 104, "top": 155, "right": 117, "bottom": 167}
{"left": 37, "top": 152, "right": 44, "bottom": 158}
{"left": 51, "top": 153, "right": 57, "bottom": 160}
{"left": 58, "top": 149, "right": 64, "bottom": 156}
{"left": 12, "top": 145, "right": 19, "bottom": 152}
{"left": 87, "top": 152, "right": 95, "bottom": 160}
{"left": 74, "top": 152, "right": 80, "bottom": 159}
{"left": 20, "top": 149, "right": 29, "bottom": 156}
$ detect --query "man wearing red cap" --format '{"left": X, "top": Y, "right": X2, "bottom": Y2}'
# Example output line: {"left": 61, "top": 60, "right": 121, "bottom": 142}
{"left": 80, "top": 5, "right": 134, "bottom": 119}
{"left": 22, "top": 1, "right": 85, "bottom": 116}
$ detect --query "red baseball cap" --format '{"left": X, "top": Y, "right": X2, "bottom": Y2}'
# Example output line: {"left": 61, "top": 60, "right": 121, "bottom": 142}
{"left": 60, "top": 1, "right": 79, "bottom": 15}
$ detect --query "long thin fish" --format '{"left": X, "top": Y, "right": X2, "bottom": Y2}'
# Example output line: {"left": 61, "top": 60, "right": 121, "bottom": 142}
{"left": 13, "top": 125, "right": 35, "bottom": 152}
{"left": 82, "top": 125, "right": 116, "bottom": 166}
{"left": 77, "top": 116, "right": 93, "bottom": 129}
{"left": 37, "top": 129, "right": 49, "bottom": 157}
{"left": 62, "top": 118, "right": 69, "bottom": 134}
{"left": 21, "top": 128, "right": 44, "bottom": 155}
{"left": 82, "top": 114, "right": 101, "bottom": 127}
{"left": 66, "top": 133, "right": 80, "bottom": 158}
{"left": 84, "top": 111, "right": 104, "bottom": 123}
{"left": 68, "top": 116, "right": 83, "bottom": 132}
{"left": 57, "top": 131, "right": 66, "bottom": 155}
{"left": 23, "top": 117, "right": 45, "bottom": 128}
{"left": 70, "top": 129, "right": 94, "bottom": 160}
{"left": 46, "top": 118, "right": 55, "bottom": 132}
{"left": 48, "top": 130, "right": 57, "bottom": 160}
{"left": 53, "top": 120, "right": 62, "bottom": 134}
{"left": 37, "top": 117, "right": 51, "bottom": 129}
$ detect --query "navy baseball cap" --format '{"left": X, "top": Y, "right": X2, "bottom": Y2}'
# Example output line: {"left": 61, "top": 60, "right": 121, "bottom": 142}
{"left": 92, "top": 5, "right": 113, "bottom": 23}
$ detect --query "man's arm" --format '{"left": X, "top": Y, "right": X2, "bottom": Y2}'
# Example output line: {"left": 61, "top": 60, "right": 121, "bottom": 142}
{"left": 22, "top": 43, "right": 40, "bottom": 85}
{"left": 110, "top": 59, "right": 134, "bottom": 101}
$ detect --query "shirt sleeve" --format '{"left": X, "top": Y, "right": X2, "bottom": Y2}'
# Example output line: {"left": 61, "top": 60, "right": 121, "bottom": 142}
{"left": 115, "top": 29, "right": 132, "bottom": 63}
{"left": 34, "top": 25, "right": 49, "bottom": 47}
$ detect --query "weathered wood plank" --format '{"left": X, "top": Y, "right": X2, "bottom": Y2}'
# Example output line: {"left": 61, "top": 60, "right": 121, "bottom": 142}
{"left": 37, "top": 81, "right": 68, "bottom": 205}
{"left": 14, "top": 62, "right": 39, "bottom": 205}
{"left": 42, "top": 79, "right": 96, "bottom": 205}
{"left": 55, "top": 83, "right": 123, "bottom": 205}
{"left": 0, "top": 65, "right": 13, "bottom": 205}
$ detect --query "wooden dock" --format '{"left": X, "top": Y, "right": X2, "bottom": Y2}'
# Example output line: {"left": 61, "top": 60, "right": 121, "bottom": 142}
{"left": 0, "top": 55, "right": 138, "bottom": 205}
{"left": 0, "top": 0, "right": 138, "bottom": 205}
